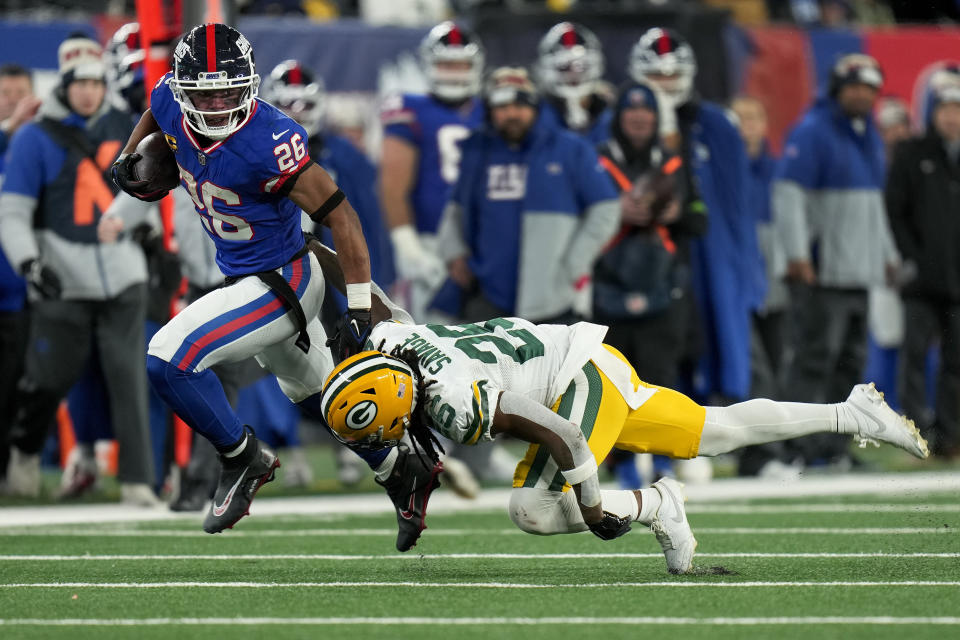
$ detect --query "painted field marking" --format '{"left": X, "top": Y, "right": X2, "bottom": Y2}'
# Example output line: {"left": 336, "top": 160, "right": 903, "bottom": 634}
{"left": 1, "top": 616, "right": 959, "bottom": 626}
{"left": 0, "top": 526, "right": 953, "bottom": 537}
{"left": 3, "top": 580, "right": 960, "bottom": 589}
{"left": 1, "top": 552, "right": 957, "bottom": 561}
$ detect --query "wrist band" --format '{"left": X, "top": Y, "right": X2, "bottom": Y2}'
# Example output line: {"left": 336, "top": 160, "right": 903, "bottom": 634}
{"left": 346, "top": 282, "right": 371, "bottom": 309}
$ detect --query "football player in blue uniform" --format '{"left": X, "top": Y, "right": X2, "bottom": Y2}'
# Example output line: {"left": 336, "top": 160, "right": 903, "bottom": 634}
{"left": 109, "top": 23, "right": 440, "bottom": 547}
{"left": 379, "top": 21, "right": 484, "bottom": 321}
{"left": 534, "top": 22, "right": 613, "bottom": 145}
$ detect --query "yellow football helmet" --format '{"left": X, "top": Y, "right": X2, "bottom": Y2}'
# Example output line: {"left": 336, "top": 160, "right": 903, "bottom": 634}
{"left": 319, "top": 350, "right": 417, "bottom": 448}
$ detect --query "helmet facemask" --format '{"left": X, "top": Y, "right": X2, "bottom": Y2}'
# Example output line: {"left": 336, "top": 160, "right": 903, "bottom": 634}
{"left": 537, "top": 46, "right": 603, "bottom": 129}
{"left": 173, "top": 69, "right": 260, "bottom": 141}
{"left": 629, "top": 29, "right": 697, "bottom": 104}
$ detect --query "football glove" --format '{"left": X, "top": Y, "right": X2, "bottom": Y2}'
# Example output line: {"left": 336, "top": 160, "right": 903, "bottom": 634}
{"left": 20, "top": 259, "right": 62, "bottom": 299}
{"left": 111, "top": 153, "right": 167, "bottom": 202}
{"left": 588, "top": 511, "right": 633, "bottom": 541}
{"left": 326, "top": 308, "right": 372, "bottom": 362}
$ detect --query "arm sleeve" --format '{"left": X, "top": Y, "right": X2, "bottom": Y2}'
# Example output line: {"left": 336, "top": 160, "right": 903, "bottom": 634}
{"left": 884, "top": 143, "right": 919, "bottom": 262}
{"left": 563, "top": 143, "right": 620, "bottom": 278}
{"left": 0, "top": 126, "right": 47, "bottom": 267}
{"left": 380, "top": 94, "right": 419, "bottom": 145}
{"left": 773, "top": 121, "right": 821, "bottom": 263}
{"left": 104, "top": 191, "right": 154, "bottom": 229}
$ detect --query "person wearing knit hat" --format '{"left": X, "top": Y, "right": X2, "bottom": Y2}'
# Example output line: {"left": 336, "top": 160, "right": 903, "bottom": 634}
{"left": 55, "top": 33, "right": 108, "bottom": 117}
{"left": 0, "top": 33, "right": 159, "bottom": 504}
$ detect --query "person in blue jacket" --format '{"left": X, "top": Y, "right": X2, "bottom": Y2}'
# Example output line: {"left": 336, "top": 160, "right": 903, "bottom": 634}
{"left": 629, "top": 28, "right": 764, "bottom": 407}
{"left": 773, "top": 53, "right": 899, "bottom": 467}
{"left": 435, "top": 66, "right": 619, "bottom": 324}
{"left": 0, "top": 63, "right": 40, "bottom": 488}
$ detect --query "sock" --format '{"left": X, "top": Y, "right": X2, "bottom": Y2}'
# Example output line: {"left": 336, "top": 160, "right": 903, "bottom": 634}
{"left": 297, "top": 391, "right": 394, "bottom": 470}
{"left": 146, "top": 355, "right": 244, "bottom": 450}
{"left": 374, "top": 447, "right": 399, "bottom": 481}
{"left": 637, "top": 487, "right": 662, "bottom": 525}
{"left": 223, "top": 435, "right": 248, "bottom": 458}
{"left": 834, "top": 402, "right": 859, "bottom": 435}
{"left": 599, "top": 489, "right": 640, "bottom": 521}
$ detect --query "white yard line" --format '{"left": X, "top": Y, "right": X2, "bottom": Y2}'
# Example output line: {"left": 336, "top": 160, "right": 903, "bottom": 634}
{"left": 1, "top": 552, "right": 957, "bottom": 561}
{"left": 3, "top": 580, "right": 959, "bottom": 589}
{"left": 2, "top": 471, "right": 958, "bottom": 528}
{"left": 1, "top": 616, "right": 959, "bottom": 626}
{"left": 0, "top": 526, "right": 953, "bottom": 537}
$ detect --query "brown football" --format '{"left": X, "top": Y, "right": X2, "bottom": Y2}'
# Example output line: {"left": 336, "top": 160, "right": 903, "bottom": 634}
{"left": 133, "top": 131, "right": 180, "bottom": 191}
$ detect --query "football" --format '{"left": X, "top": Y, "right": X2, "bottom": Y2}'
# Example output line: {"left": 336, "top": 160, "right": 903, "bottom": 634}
{"left": 133, "top": 131, "right": 180, "bottom": 192}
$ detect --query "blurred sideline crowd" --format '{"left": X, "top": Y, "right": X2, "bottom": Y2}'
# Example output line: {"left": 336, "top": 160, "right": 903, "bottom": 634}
{"left": 1, "top": 14, "right": 958, "bottom": 510}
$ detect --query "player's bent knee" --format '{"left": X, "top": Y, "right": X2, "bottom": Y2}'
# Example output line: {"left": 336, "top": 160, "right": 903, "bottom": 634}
{"left": 509, "top": 487, "right": 579, "bottom": 535}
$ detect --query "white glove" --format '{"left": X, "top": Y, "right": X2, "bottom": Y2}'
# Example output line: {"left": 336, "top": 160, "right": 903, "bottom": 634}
{"left": 652, "top": 86, "right": 679, "bottom": 139}
{"left": 391, "top": 224, "right": 447, "bottom": 288}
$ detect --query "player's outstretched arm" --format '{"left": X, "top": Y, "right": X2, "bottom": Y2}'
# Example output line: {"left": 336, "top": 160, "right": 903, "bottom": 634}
{"left": 290, "top": 163, "right": 373, "bottom": 359}
{"left": 491, "top": 391, "right": 631, "bottom": 540}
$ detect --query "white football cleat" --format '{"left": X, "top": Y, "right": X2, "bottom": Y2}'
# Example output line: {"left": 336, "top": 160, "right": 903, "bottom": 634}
{"left": 846, "top": 383, "right": 929, "bottom": 459}
{"left": 650, "top": 477, "right": 697, "bottom": 574}
{"left": 439, "top": 455, "right": 480, "bottom": 500}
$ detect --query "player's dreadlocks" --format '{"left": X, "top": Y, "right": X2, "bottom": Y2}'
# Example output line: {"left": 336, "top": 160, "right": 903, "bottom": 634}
{"left": 379, "top": 341, "right": 446, "bottom": 466}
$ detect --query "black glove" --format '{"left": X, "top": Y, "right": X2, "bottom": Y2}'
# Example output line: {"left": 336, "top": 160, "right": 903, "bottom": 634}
{"left": 588, "top": 511, "right": 633, "bottom": 541}
{"left": 20, "top": 259, "right": 62, "bottom": 299}
{"left": 111, "top": 153, "right": 167, "bottom": 202}
{"left": 326, "top": 308, "right": 372, "bottom": 362}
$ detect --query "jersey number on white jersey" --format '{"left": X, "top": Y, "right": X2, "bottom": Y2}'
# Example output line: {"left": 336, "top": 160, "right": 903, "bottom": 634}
{"left": 426, "top": 318, "right": 545, "bottom": 364}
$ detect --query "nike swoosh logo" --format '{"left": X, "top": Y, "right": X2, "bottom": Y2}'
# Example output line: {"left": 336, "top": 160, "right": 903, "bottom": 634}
{"left": 662, "top": 484, "right": 685, "bottom": 524}
{"left": 272, "top": 129, "right": 289, "bottom": 140}
{"left": 862, "top": 411, "right": 887, "bottom": 434}
{"left": 399, "top": 477, "right": 417, "bottom": 520}
{"left": 212, "top": 468, "right": 248, "bottom": 517}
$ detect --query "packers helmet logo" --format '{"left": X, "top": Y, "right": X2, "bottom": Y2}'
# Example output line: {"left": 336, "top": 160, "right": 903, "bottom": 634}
{"left": 164, "top": 134, "right": 178, "bottom": 152}
{"left": 345, "top": 400, "right": 378, "bottom": 430}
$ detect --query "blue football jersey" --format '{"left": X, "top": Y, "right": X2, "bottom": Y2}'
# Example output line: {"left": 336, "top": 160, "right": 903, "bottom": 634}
{"left": 381, "top": 93, "right": 483, "bottom": 234}
{"left": 150, "top": 72, "right": 310, "bottom": 276}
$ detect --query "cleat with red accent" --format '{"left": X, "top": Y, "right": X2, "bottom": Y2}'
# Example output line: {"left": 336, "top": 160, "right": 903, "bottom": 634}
{"left": 203, "top": 426, "right": 280, "bottom": 534}
{"left": 376, "top": 443, "right": 443, "bottom": 551}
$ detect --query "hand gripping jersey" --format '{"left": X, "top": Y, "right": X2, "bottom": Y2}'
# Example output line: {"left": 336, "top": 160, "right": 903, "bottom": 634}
{"left": 150, "top": 72, "right": 311, "bottom": 276}
{"left": 369, "top": 317, "right": 653, "bottom": 445}
{"left": 380, "top": 93, "right": 483, "bottom": 234}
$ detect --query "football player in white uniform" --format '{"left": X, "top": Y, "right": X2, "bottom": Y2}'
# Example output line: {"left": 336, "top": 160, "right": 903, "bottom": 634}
{"left": 320, "top": 317, "right": 929, "bottom": 573}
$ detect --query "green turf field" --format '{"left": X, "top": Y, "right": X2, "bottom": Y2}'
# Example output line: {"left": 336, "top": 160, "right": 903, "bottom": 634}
{"left": 1, "top": 489, "right": 958, "bottom": 639}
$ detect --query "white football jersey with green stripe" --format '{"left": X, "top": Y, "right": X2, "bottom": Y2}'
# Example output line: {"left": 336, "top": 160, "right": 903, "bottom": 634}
{"left": 369, "top": 317, "right": 608, "bottom": 445}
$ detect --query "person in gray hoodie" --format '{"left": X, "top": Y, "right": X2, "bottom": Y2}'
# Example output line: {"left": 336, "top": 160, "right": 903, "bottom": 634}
{"left": 0, "top": 34, "right": 156, "bottom": 502}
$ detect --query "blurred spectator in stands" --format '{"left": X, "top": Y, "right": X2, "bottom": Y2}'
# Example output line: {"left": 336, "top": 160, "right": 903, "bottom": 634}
{"left": 889, "top": 0, "right": 960, "bottom": 23}
{"left": 380, "top": 22, "right": 484, "bottom": 323}
{"left": 851, "top": 0, "right": 896, "bottom": 25}
{"left": 732, "top": 95, "right": 800, "bottom": 479}
{"left": 534, "top": 22, "right": 612, "bottom": 145}
{"left": 774, "top": 53, "right": 899, "bottom": 468}
{"left": 592, "top": 81, "right": 702, "bottom": 487}
{"left": 0, "top": 63, "right": 40, "bottom": 491}
{"left": 821, "top": 0, "right": 855, "bottom": 27}
{"left": 434, "top": 66, "right": 619, "bottom": 323}
{"left": 876, "top": 96, "right": 911, "bottom": 158}
{"left": 885, "top": 80, "right": 960, "bottom": 459}
{"left": 0, "top": 35, "right": 156, "bottom": 502}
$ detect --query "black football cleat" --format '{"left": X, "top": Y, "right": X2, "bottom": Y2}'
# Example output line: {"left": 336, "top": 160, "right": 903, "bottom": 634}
{"left": 203, "top": 427, "right": 280, "bottom": 534}
{"left": 376, "top": 443, "right": 443, "bottom": 552}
